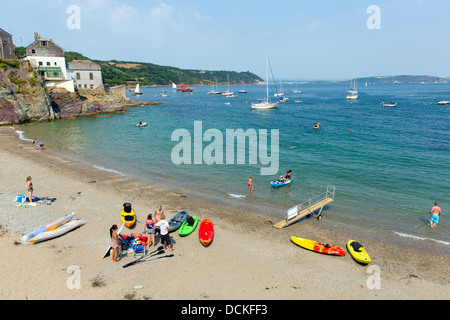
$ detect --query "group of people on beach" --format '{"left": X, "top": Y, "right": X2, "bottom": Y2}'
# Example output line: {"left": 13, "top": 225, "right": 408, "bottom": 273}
{"left": 31, "top": 138, "right": 44, "bottom": 151}
{"left": 109, "top": 205, "right": 174, "bottom": 263}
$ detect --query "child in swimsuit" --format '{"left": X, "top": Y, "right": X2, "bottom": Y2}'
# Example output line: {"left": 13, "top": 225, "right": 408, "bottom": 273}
{"left": 248, "top": 176, "right": 253, "bottom": 193}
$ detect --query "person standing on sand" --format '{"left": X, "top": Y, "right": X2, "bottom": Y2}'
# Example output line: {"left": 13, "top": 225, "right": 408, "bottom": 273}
{"left": 110, "top": 225, "right": 119, "bottom": 263}
{"left": 32, "top": 138, "right": 36, "bottom": 150}
{"left": 155, "top": 214, "right": 173, "bottom": 251}
{"left": 154, "top": 205, "right": 164, "bottom": 223}
{"left": 248, "top": 176, "right": 254, "bottom": 194}
{"left": 429, "top": 202, "right": 442, "bottom": 228}
{"left": 26, "top": 176, "right": 33, "bottom": 203}
{"left": 143, "top": 213, "right": 156, "bottom": 249}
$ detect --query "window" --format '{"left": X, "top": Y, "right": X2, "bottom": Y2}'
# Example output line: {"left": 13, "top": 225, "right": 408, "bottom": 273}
{"left": 89, "top": 73, "right": 94, "bottom": 80}
{"left": 31, "top": 49, "right": 36, "bottom": 54}
{"left": 76, "top": 73, "right": 80, "bottom": 80}
{"left": 54, "top": 62, "right": 57, "bottom": 66}
{"left": 38, "top": 61, "right": 43, "bottom": 66}
{"left": 41, "top": 41, "right": 47, "bottom": 46}
{"left": 46, "top": 62, "right": 50, "bottom": 66}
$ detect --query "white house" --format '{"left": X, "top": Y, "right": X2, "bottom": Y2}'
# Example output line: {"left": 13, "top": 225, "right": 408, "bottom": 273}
{"left": 68, "top": 60, "right": 103, "bottom": 90}
{"left": 23, "top": 33, "right": 74, "bottom": 92}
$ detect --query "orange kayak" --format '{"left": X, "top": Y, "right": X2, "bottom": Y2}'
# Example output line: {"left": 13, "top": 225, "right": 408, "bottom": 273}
{"left": 291, "top": 236, "right": 345, "bottom": 256}
{"left": 199, "top": 219, "right": 214, "bottom": 247}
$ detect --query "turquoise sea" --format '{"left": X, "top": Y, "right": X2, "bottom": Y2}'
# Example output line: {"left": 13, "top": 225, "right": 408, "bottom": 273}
{"left": 17, "top": 82, "right": 450, "bottom": 250}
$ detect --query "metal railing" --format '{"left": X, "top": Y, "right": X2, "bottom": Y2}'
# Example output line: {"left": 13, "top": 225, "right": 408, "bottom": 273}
{"left": 286, "top": 186, "right": 335, "bottom": 220}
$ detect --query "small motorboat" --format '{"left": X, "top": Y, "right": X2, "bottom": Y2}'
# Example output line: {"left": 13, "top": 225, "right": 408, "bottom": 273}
{"left": 136, "top": 122, "right": 148, "bottom": 127}
{"left": 381, "top": 101, "right": 397, "bottom": 107}
{"left": 437, "top": 100, "right": 450, "bottom": 106}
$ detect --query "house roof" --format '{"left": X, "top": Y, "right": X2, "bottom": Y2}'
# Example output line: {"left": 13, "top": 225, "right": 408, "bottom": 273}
{"left": 68, "top": 60, "right": 101, "bottom": 71}
{"left": 0, "top": 28, "right": 13, "bottom": 37}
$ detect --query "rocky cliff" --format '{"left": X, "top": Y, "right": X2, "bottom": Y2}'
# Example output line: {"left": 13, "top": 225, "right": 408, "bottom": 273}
{"left": 0, "top": 60, "right": 157, "bottom": 125}
{"left": 0, "top": 60, "right": 55, "bottom": 125}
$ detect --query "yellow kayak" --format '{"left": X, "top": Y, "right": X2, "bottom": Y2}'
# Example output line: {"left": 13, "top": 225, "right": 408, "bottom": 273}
{"left": 291, "top": 236, "right": 345, "bottom": 256}
{"left": 121, "top": 208, "right": 136, "bottom": 228}
{"left": 346, "top": 240, "right": 371, "bottom": 264}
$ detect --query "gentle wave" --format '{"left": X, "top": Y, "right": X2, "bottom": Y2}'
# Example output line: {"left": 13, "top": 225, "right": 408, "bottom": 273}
{"left": 93, "top": 165, "right": 126, "bottom": 176}
{"left": 394, "top": 232, "right": 450, "bottom": 246}
{"left": 228, "top": 193, "right": 246, "bottom": 198}
{"left": 11, "top": 128, "right": 33, "bottom": 142}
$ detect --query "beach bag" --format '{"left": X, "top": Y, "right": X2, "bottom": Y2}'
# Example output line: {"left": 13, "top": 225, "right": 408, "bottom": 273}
{"left": 16, "top": 195, "right": 26, "bottom": 203}
{"left": 123, "top": 202, "right": 132, "bottom": 213}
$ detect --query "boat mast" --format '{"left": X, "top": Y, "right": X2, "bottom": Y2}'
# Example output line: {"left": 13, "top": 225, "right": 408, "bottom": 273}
{"left": 266, "top": 55, "right": 269, "bottom": 103}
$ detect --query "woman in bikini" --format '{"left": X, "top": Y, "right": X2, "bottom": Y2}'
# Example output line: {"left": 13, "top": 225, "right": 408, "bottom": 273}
{"left": 110, "top": 225, "right": 119, "bottom": 263}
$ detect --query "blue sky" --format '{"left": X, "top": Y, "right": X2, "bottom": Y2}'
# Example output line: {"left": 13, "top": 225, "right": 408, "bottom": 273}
{"left": 1, "top": 0, "right": 450, "bottom": 80}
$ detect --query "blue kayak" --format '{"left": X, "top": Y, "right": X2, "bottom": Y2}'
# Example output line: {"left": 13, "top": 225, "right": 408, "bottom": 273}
{"left": 270, "top": 178, "right": 293, "bottom": 188}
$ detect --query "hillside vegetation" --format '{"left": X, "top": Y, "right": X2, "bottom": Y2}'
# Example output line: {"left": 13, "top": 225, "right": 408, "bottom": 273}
{"left": 63, "top": 51, "right": 262, "bottom": 87}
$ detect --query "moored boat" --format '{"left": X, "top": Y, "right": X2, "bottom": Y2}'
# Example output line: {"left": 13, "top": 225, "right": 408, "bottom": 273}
{"left": 251, "top": 56, "right": 279, "bottom": 110}
{"left": 381, "top": 101, "right": 397, "bottom": 107}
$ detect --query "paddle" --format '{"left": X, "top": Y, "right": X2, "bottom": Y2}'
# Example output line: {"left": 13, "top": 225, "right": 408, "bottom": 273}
{"left": 120, "top": 245, "right": 163, "bottom": 267}
{"left": 122, "top": 249, "right": 165, "bottom": 268}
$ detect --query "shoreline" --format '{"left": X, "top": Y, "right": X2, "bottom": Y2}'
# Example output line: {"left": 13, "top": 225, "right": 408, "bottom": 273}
{"left": 13, "top": 122, "right": 450, "bottom": 255}
{"left": 0, "top": 127, "right": 449, "bottom": 300}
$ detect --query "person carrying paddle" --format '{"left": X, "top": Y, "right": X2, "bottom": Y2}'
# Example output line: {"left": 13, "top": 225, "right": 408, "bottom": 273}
{"left": 429, "top": 202, "right": 442, "bottom": 228}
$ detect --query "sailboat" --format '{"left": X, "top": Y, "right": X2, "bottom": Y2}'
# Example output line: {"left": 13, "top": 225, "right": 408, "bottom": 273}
{"left": 207, "top": 80, "right": 220, "bottom": 95}
{"left": 251, "top": 56, "right": 279, "bottom": 110}
{"left": 132, "top": 83, "right": 143, "bottom": 96}
{"left": 171, "top": 81, "right": 179, "bottom": 91}
{"left": 179, "top": 83, "right": 193, "bottom": 92}
{"left": 222, "top": 74, "right": 234, "bottom": 96}
{"left": 292, "top": 82, "right": 301, "bottom": 93}
{"left": 274, "top": 79, "right": 284, "bottom": 97}
{"left": 238, "top": 81, "right": 247, "bottom": 93}
{"left": 346, "top": 74, "right": 358, "bottom": 100}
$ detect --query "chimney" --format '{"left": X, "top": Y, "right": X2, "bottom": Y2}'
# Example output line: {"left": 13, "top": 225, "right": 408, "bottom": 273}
{"left": 34, "top": 32, "right": 40, "bottom": 41}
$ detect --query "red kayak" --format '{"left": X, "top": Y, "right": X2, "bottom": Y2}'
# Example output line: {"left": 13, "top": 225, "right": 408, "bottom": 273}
{"left": 199, "top": 219, "right": 214, "bottom": 247}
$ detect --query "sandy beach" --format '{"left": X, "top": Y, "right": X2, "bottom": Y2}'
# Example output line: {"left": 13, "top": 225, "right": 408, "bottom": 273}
{"left": 0, "top": 127, "right": 449, "bottom": 301}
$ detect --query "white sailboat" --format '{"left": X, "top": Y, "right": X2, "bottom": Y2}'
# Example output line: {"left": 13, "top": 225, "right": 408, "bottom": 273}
{"left": 133, "top": 83, "right": 143, "bottom": 95}
{"left": 251, "top": 56, "right": 279, "bottom": 110}
{"left": 207, "top": 80, "right": 220, "bottom": 95}
{"left": 222, "top": 74, "right": 234, "bottom": 96}
{"left": 292, "top": 82, "right": 301, "bottom": 93}
{"left": 238, "top": 81, "right": 247, "bottom": 93}
{"left": 346, "top": 73, "right": 358, "bottom": 100}
{"left": 274, "top": 79, "right": 284, "bottom": 97}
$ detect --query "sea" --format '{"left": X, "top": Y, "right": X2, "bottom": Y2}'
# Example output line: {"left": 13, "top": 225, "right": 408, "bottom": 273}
{"left": 15, "top": 82, "right": 450, "bottom": 252}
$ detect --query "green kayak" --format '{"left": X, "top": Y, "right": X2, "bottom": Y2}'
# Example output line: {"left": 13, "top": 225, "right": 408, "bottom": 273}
{"left": 178, "top": 216, "right": 198, "bottom": 237}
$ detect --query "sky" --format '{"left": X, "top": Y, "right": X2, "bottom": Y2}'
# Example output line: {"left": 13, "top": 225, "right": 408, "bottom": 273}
{"left": 1, "top": 0, "right": 450, "bottom": 80}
